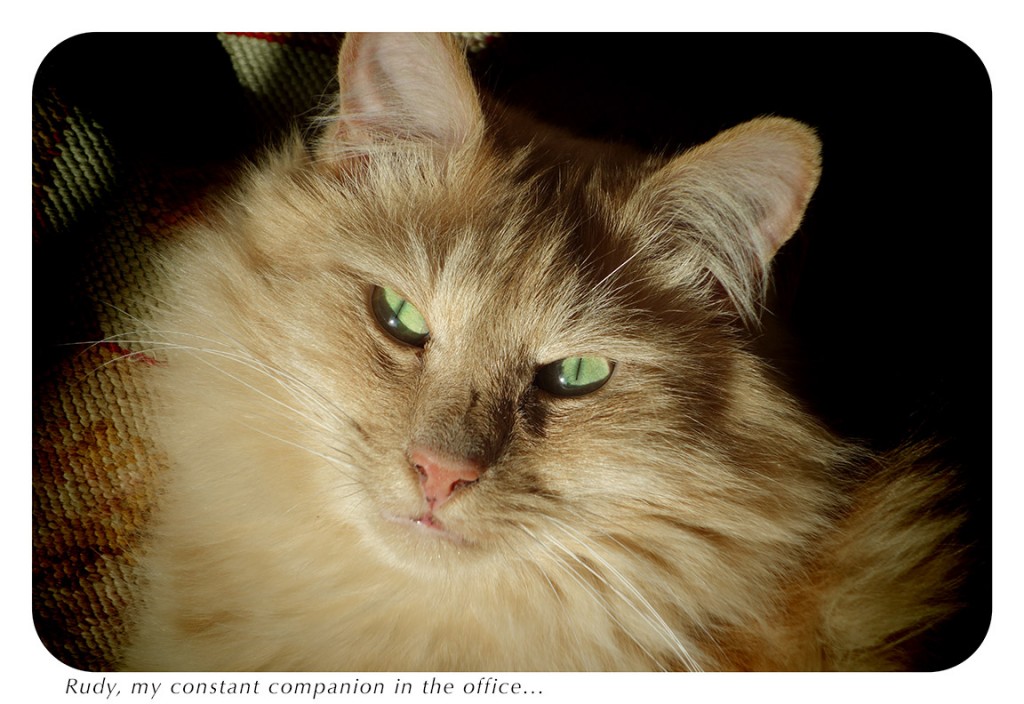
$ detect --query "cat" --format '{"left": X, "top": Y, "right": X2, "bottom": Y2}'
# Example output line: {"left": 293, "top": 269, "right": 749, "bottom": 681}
{"left": 121, "top": 32, "right": 967, "bottom": 671}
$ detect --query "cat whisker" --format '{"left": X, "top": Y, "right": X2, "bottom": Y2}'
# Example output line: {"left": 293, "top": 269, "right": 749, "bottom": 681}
{"left": 570, "top": 515, "right": 723, "bottom": 656}
{"left": 65, "top": 340, "right": 166, "bottom": 376}
{"left": 87, "top": 302, "right": 375, "bottom": 499}
{"left": 136, "top": 312, "right": 367, "bottom": 433}
{"left": 107, "top": 334, "right": 350, "bottom": 440}
{"left": 544, "top": 516, "right": 702, "bottom": 672}
{"left": 524, "top": 540, "right": 628, "bottom": 664}
{"left": 235, "top": 419, "right": 361, "bottom": 483}
{"left": 515, "top": 523, "right": 674, "bottom": 672}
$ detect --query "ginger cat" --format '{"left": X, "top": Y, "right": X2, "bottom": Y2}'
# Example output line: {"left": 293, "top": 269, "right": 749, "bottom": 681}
{"left": 122, "top": 33, "right": 966, "bottom": 671}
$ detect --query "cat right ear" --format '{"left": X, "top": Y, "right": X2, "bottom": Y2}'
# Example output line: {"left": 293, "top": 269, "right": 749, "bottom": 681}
{"left": 626, "top": 117, "right": 822, "bottom": 324}
{"left": 319, "top": 33, "right": 484, "bottom": 160}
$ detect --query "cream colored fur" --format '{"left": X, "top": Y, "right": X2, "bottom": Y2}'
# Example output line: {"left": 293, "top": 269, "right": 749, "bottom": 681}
{"left": 122, "top": 33, "right": 964, "bottom": 671}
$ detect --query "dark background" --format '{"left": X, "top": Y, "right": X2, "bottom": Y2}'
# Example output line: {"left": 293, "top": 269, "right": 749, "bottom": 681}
{"left": 35, "top": 33, "right": 991, "bottom": 670}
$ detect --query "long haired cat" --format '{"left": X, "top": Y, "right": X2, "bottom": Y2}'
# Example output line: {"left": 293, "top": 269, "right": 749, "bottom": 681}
{"left": 123, "top": 32, "right": 966, "bottom": 671}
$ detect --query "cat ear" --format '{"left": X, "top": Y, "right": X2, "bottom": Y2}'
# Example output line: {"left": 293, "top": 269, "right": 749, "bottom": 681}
{"left": 629, "top": 117, "right": 821, "bottom": 322}
{"left": 322, "top": 33, "right": 484, "bottom": 156}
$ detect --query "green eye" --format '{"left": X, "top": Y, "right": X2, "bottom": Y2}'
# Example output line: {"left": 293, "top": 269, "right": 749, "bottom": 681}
{"left": 370, "top": 286, "right": 430, "bottom": 347}
{"left": 535, "top": 356, "right": 615, "bottom": 397}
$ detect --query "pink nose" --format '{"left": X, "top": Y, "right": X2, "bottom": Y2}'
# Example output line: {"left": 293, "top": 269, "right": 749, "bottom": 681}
{"left": 409, "top": 446, "right": 483, "bottom": 510}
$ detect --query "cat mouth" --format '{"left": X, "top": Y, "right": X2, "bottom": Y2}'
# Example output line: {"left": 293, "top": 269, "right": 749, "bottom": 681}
{"left": 382, "top": 511, "right": 470, "bottom": 546}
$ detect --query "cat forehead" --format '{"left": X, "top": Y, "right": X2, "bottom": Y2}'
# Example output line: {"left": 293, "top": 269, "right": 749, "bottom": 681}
{"left": 328, "top": 178, "right": 599, "bottom": 296}
{"left": 377, "top": 234, "right": 589, "bottom": 329}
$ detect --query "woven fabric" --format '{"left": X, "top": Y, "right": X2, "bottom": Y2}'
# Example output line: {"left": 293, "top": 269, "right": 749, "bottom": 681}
{"left": 33, "top": 60, "right": 177, "bottom": 669}
{"left": 32, "top": 32, "right": 500, "bottom": 671}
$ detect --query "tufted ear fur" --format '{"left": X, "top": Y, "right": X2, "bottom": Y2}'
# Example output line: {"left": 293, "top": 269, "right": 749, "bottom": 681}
{"left": 628, "top": 117, "right": 822, "bottom": 322}
{"left": 319, "top": 33, "right": 484, "bottom": 159}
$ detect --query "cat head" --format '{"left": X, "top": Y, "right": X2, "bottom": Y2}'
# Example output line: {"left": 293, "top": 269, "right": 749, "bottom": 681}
{"left": 166, "top": 33, "right": 832, "bottom": 628}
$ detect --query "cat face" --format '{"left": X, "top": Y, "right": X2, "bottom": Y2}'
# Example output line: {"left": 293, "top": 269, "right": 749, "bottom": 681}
{"left": 195, "top": 149, "right": 744, "bottom": 572}
{"left": 149, "top": 33, "right": 831, "bottom": 636}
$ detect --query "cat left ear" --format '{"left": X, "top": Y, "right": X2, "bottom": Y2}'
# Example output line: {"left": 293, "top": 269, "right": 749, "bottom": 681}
{"left": 321, "top": 33, "right": 484, "bottom": 158}
{"left": 629, "top": 117, "right": 822, "bottom": 321}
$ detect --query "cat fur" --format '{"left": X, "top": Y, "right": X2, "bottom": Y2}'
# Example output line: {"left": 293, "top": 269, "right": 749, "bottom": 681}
{"left": 122, "top": 33, "right": 965, "bottom": 672}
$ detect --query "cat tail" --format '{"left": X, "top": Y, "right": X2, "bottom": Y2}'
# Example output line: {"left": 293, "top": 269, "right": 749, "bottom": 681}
{"left": 812, "top": 445, "right": 974, "bottom": 670}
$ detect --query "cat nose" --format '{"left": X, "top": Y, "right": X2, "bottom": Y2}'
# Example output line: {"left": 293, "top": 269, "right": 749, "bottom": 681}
{"left": 409, "top": 446, "right": 483, "bottom": 510}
